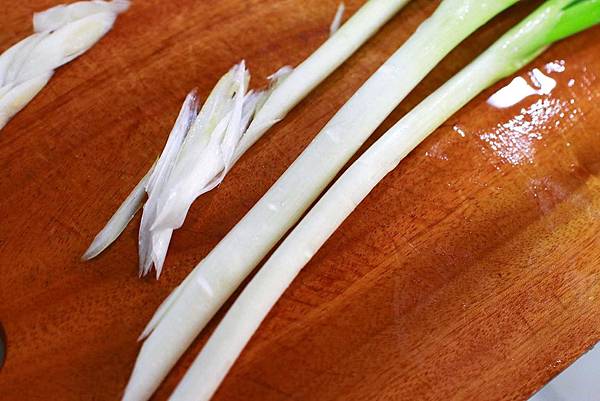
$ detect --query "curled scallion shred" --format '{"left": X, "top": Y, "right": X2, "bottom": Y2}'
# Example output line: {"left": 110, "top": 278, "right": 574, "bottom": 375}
{"left": 85, "top": 62, "right": 294, "bottom": 278}
{"left": 0, "top": 0, "right": 129, "bottom": 130}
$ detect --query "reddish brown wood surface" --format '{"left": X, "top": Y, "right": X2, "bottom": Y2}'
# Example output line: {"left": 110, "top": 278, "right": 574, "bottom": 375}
{"left": 1, "top": 1, "right": 599, "bottom": 400}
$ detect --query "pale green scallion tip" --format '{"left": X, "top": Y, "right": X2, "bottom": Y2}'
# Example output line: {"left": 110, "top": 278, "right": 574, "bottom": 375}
{"left": 544, "top": 0, "right": 600, "bottom": 45}
{"left": 486, "top": 0, "right": 600, "bottom": 78}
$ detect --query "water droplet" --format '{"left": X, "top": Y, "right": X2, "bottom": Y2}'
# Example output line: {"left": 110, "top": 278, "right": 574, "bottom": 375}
{"left": 453, "top": 124, "right": 466, "bottom": 137}
{"left": 544, "top": 60, "right": 566, "bottom": 73}
{"left": 488, "top": 62, "right": 570, "bottom": 109}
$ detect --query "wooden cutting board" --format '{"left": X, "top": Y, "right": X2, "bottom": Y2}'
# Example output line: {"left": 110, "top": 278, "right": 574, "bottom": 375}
{"left": 1, "top": 1, "right": 599, "bottom": 400}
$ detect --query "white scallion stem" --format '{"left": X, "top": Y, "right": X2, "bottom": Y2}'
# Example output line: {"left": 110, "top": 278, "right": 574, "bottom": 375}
{"left": 169, "top": 1, "right": 594, "bottom": 399}
{"left": 330, "top": 2, "right": 346, "bottom": 36}
{"left": 233, "top": 0, "right": 413, "bottom": 159}
{"left": 138, "top": 91, "right": 199, "bottom": 277}
{"left": 125, "top": 1, "right": 517, "bottom": 400}
{"left": 0, "top": 0, "right": 129, "bottom": 130}
{"left": 82, "top": 163, "right": 155, "bottom": 261}
{"left": 33, "top": 0, "right": 130, "bottom": 32}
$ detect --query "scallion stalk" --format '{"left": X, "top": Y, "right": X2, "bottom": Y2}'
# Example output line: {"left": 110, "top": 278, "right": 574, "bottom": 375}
{"left": 169, "top": 1, "right": 600, "bottom": 400}
{"left": 124, "top": 1, "right": 519, "bottom": 400}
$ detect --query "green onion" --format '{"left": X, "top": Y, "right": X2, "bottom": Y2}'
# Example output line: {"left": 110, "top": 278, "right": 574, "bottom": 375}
{"left": 169, "top": 1, "right": 600, "bottom": 400}
{"left": 330, "top": 2, "right": 346, "bottom": 36}
{"left": 85, "top": 0, "right": 412, "bottom": 278}
{"left": 82, "top": 162, "right": 155, "bottom": 261}
{"left": 121, "top": 0, "right": 418, "bottom": 398}
{"left": 0, "top": 0, "right": 129, "bottom": 130}
{"left": 124, "top": 1, "right": 519, "bottom": 400}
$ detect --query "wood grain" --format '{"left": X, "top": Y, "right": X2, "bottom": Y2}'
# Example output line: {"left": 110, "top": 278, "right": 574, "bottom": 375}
{"left": 1, "top": 1, "right": 599, "bottom": 400}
